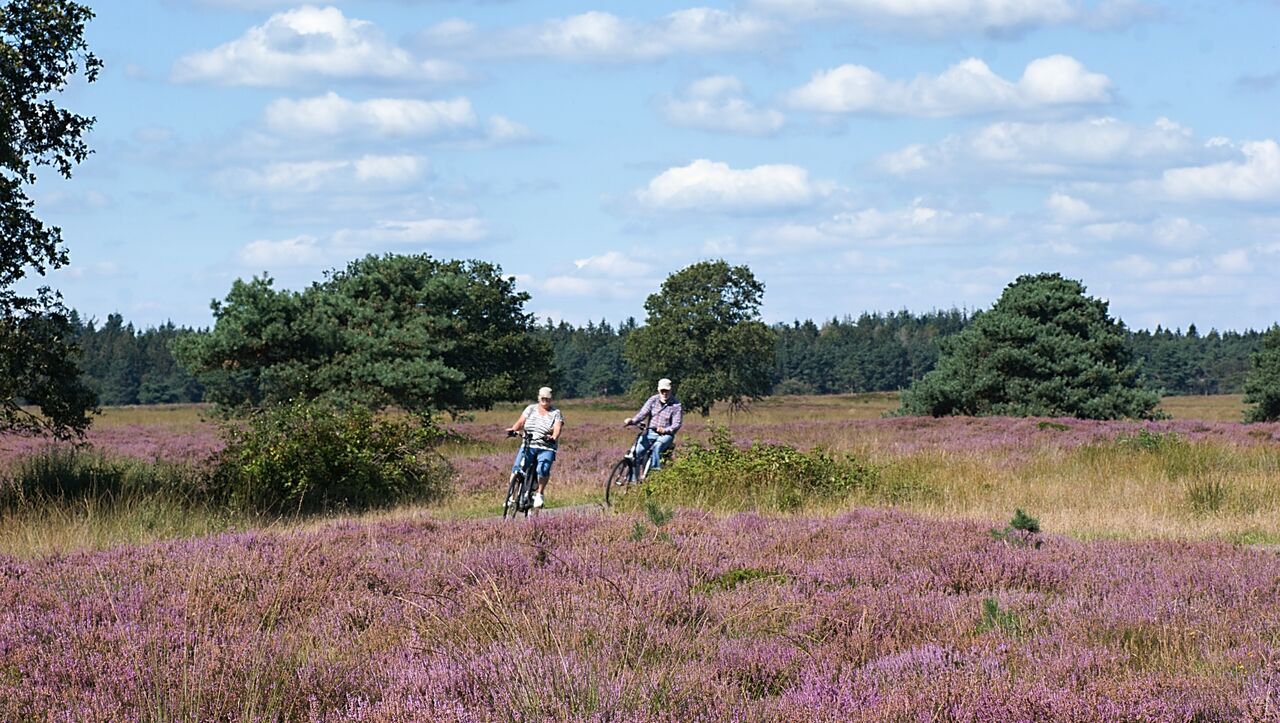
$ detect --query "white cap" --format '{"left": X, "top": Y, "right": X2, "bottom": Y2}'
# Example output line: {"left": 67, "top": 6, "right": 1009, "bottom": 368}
{"left": 538, "top": 386, "right": 553, "bottom": 399}
{"left": 657, "top": 378, "right": 672, "bottom": 391}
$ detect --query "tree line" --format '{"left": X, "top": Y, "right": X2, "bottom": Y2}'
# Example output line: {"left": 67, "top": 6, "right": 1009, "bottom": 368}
{"left": 70, "top": 305, "right": 1267, "bottom": 406}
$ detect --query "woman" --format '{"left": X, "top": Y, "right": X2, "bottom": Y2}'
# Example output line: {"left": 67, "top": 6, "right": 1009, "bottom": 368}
{"left": 507, "top": 386, "right": 563, "bottom": 509}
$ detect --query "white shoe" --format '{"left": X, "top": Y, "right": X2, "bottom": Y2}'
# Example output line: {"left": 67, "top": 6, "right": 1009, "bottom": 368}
{"left": 532, "top": 492, "right": 544, "bottom": 508}
{"left": 506, "top": 496, "right": 514, "bottom": 506}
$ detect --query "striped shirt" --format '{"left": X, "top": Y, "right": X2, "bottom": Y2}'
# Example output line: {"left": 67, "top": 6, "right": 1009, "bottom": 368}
{"left": 521, "top": 404, "right": 563, "bottom": 450}
{"left": 631, "top": 395, "right": 683, "bottom": 435}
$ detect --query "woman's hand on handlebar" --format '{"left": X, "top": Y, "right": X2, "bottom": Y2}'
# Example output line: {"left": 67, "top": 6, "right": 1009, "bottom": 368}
{"left": 506, "top": 429, "right": 518, "bottom": 438}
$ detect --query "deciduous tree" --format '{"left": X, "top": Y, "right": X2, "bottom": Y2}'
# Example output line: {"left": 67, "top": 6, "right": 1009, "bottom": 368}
{"left": 625, "top": 260, "right": 775, "bottom": 415}
{"left": 0, "top": 0, "right": 102, "bottom": 437}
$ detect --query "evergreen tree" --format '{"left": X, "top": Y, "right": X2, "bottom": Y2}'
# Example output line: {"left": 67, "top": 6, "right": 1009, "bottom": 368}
{"left": 899, "top": 273, "right": 1160, "bottom": 420}
{"left": 1244, "top": 325, "right": 1280, "bottom": 423}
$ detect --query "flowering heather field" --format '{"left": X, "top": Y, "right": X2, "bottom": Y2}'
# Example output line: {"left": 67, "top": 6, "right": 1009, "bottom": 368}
{"left": 2, "top": 509, "right": 1279, "bottom": 720}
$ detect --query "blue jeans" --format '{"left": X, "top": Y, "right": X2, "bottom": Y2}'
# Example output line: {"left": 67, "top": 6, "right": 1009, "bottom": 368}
{"left": 634, "top": 430, "right": 674, "bottom": 472}
{"left": 512, "top": 446, "right": 556, "bottom": 480}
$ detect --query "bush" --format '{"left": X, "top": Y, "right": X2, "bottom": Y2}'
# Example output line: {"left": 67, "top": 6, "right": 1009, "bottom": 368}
{"left": 1, "top": 446, "right": 203, "bottom": 509}
{"left": 209, "top": 401, "right": 450, "bottom": 514}
{"left": 631, "top": 426, "right": 875, "bottom": 512}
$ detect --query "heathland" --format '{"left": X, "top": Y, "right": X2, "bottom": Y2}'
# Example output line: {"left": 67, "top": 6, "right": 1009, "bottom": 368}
{"left": 2, "top": 394, "right": 1279, "bottom": 719}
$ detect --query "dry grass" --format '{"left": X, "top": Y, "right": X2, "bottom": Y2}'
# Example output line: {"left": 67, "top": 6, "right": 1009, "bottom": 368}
{"left": 1156, "top": 394, "right": 1246, "bottom": 422}
{"left": 865, "top": 443, "right": 1280, "bottom": 544}
{"left": 5, "top": 393, "right": 1273, "bottom": 558}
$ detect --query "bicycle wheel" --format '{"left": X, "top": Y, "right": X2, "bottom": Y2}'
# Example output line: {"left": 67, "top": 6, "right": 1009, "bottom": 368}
{"left": 518, "top": 460, "right": 539, "bottom": 516}
{"left": 503, "top": 472, "right": 522, "bottom": 519}
{"left": 604, "top": 458, "right": 630, "bottom": 507}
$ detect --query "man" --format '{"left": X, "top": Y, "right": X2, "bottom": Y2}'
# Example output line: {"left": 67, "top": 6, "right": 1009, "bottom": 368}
{"left": 624, "top": 378, "right": 683, "bottom": 472}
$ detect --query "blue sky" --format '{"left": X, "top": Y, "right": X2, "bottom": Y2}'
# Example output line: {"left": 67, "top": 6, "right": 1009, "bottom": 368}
{"left": 29, "top": 0, "right": 1280, "bottom": 331}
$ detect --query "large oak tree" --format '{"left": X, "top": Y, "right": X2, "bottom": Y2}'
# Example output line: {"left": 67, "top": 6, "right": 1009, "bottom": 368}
{"left": 0, "top": 0, "right": 102, "bottom": 437}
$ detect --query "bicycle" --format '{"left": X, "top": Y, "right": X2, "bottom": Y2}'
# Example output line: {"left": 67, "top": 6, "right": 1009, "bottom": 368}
{"left": 603, "top": 422, "right": 674, "bottom": 507}
{"left": 503, "top": 430, "right": 541, "bottom": 519}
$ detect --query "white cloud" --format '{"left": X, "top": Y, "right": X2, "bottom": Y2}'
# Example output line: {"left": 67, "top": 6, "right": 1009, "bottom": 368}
{"left": 1161, "top": 140, "right": 1280, "bottom": 202}
{"left": 237, "top": 217, "right": 488, "bottom": 270}
{"left": 220, "top": 154, "right": 428, "bottom": 193}
{"left": 751, "top": 200, "right": 1006, "bottom": 249}
{"left": 1046, "top": 192, "right": 1096, "bottom": 223}
{"left": 494, "top": 9, "right": 776, "bottom": 62}
{"left": 262, "top": 92, "right": 529, "bottom": 145}
{"left": 880, "top": 117, "right": 1197, "bottom": 178}
{"left": 658, "top": 75, "right": 785, "bottom": 135}
{"left": 1152, "top": 218, "right": 1209, "bottom": 250}
{"left": 173, "top": 6, "right": 467, "bottom": 86}
{"left": 238, "top": 235, "right": 327, "bottom": 267}
{"left": 573, "top": 251, "right": 652, "bottom": 277}
{"left": 333, "top": 218, "right": 487, "bottom": 247}
{"left": 266, "top": 93, "right": 475, "bottom": 137}
{"left": 748, "top": 0, "right": 1078, "bottom": 35}
{"left": 1214, "top": 249, "right": 1251, "bottom": 273}
{"left": 787, "top": 55, "right": 1110, "bottom": 116}
{"left": 636, "top": 159, "right": 821, "bottom": 212}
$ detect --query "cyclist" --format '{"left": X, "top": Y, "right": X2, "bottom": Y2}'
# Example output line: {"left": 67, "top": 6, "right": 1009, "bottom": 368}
{"left": 623, "top": 377, "right": 682, "bottom": 473}
{"left": 507, "top": 386, "right": 563, "bottom": 509}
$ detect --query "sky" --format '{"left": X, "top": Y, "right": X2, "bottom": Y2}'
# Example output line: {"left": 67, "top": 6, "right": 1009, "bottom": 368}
{"left": 25, "top": 0, "right": 1280, "bottom": 332}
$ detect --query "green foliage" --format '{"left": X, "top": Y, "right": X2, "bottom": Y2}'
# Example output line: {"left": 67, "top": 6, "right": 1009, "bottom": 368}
{"left": 1, "top": 446, "right": 202, "bottom": 509}
{"left": 73, "top": 313, "right": 203, "bottom": 405}
{"left": 0, "top": 295, "right": 98, "bottom": 437}
{"left": 693, "top": 567, "right": 787, "bottom": 593}
{"left": 990, "top": 509, "right": 1042, "bottom": 547}
{"left": 1244, "top": 325, "right": 1280, "bottom": 423}
{"left": 899, "top": 273, "right": 1160, "bottom": 420}
{"left": 977, "top": 598, "right": 1025, "bottom": 636}
{"left": 625, "top": 260, "right": 776, "bottom": 415}
{"left": 175, "top": 254, "right": 550, "bottom": 417}
{"left": 209, "top": 400, "right": 450, "bottom": 514}
{"left": 773, "top": 310, "right": 972, "bottom": 394}
{"left": 1129, "top": 324, "right": 1264, "bottom": 395}
{"left": 0, "top": 0, "right": 102, "bottom": 438}
{"left": 1115, "top": 428, "right": 1181, "bottom": 452}
{"left": 1010, "top": 508, "right": 1041, "bottom": 533}
{"left": 540, "top": 317, "right": 637, "bottom": 398}
{"left": 631, "top": 425, "right": 876, "bottom": 512}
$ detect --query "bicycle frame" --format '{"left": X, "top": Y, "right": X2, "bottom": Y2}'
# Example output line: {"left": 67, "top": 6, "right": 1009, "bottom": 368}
{"left": 503, "top": 431, "right": 541, "bottom": 519}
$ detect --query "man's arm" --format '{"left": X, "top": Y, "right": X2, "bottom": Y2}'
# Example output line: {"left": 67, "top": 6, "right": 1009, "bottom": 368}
{"left": 666, "top": 403, "right": 682, "bottom": 435}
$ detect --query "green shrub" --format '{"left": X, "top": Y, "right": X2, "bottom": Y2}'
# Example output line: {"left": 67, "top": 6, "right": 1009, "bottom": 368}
{"left": 209, "top": 401, "right": 450, "bottom": 514}
{"left": 977, "top": 598, "right": 1024, "bottom": 636}
{"left": 990, "top": 508, "right": 1043, "bottom": 548}
{"left": 631, "top": 426, "right": 875, "bottom": 512}
{"left": 1114, "top": 428, "right": 1182, "bottom": 452}
{"left": 694, "top": 567, "right": 788, "bottom": 594}
{"left": 1, "top": 446, "right": 202, "bottom": 509}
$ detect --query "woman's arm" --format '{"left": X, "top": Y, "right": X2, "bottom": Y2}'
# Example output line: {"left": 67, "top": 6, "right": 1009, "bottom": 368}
{"left": 509, "top": 414, "right": 528, "bottom": 434}
{"left": 549, "top": 419, "right": 563, "bottom": 442}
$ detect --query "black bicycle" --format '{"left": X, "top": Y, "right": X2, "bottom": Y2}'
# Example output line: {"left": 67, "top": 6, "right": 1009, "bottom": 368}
{"left": 603, "top": 423, "right": 673, "bottom": 507}
{"left": 503, "top": 430, "right": 540, "bottom": 519}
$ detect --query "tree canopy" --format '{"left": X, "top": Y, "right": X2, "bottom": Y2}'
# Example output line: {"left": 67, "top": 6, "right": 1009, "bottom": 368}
{"left": 1243, "top": 325, "right": 1280, "bottom": 423}
{"left": 624, "top": 260, "right": 775, "bottom": 415}
{"left": 0, "top": 0, "right": 102, "bottom": 437}
{"left": 174, "top": 254, "right": 550, "bottom": 417}
{"left": 898, "top": 272, "right": 1160, "bottom": 420}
